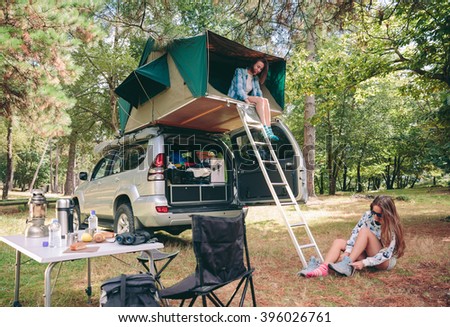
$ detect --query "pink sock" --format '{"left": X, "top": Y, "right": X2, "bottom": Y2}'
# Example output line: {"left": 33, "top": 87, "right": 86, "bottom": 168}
{"left": 306, "top": 263, "right": 328, "bottom": 278}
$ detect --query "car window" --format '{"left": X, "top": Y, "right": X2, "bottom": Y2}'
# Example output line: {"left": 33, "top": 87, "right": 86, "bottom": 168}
{"left": 165, "top": 135, "right": 225, "bottom": 169}
{"left": 111, "top": 154, "right": 123, "bottom": 175}
{"left": 124, "top": 144, "right": 146, "bottom": 171}
{"left": 91, "top": 158, "right": 111, "bottom": 180}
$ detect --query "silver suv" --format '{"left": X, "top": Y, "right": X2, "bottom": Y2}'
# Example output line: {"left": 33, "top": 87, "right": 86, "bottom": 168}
{"left": 72, "top": 120, "right": 307, "bottom": 235}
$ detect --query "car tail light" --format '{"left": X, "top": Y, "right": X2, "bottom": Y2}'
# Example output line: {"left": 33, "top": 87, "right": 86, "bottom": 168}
{"left": 155, "top": 206, "right": 169, "bottom": 213}
{"left": 152, "top": 153, "right": 165, "bottom": 167}
{"left": 148, "top": 153, "right": 165, "bottom": 181}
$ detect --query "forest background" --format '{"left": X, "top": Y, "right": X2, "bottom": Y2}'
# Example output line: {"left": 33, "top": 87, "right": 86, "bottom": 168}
{"left": 1, "top": 0, "right": 449, "bottom": 199}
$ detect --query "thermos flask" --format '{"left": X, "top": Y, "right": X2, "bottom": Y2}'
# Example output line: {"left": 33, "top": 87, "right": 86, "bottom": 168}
{"left": 56, "top": 198, "right": 74, "bottom": 237}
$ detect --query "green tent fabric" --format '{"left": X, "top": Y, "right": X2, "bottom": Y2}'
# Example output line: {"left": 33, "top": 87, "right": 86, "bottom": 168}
{"left": 118, "top": 38, "right": 155, "bottom": 132}
{"left": 115, "top": 54, "right": 170, "bottom": 109}
{"left": 168, "top": 34, "right": 207, "bottom": 97}
{"left": 205, "top": 31, "right": 285, "bottom": 109}
{"left": 265, "top": 60, "right": 285, "bottom": 109}
{"left": 138, "top": 38, "right": 155, "bottom": 67}
{"left": 117, "top": 31, "right": 286, "bottom": 134}
{"left": 118, "top": 97, "right": 131, "bottom": 132}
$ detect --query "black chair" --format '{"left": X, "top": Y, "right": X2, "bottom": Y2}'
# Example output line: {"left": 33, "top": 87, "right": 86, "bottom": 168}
{"left": 159, "top": 213, "right": 256, "bottom": 307}
{"left": 137, "top": 249, "right": 180, "bottom": 289}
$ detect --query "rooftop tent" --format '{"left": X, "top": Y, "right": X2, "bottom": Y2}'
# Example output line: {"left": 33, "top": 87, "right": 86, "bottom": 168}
{"left": 115, "top": 54, "right": 170, "bottom": 108}
{"left": 118, "top": 38, "right": 156, "bottom": 132}
{"left": 116, "top": 30, "right": 286, "bottom": 134}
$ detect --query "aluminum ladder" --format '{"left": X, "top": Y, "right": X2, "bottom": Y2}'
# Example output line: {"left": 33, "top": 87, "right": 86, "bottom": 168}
{"left": 236, "top": 104, "right": 323, "bottom": 268}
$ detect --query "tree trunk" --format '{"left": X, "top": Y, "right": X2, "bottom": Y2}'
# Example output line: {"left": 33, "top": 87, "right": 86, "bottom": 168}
{"left": 326, "top": 114, "right": 336, "bottom": 195}
{"left": 28, "top": 139, "right": 50, "bottom": 192}
{"left": 343, "top": 164, "right": 348, "bottom": 191}
{"left": 2, "top": 114, "right": 13, "bottom": 200}
{"left": 49, "top": 139, "right": 53, "bottom": 191}
{"left": 64, "top": 136, "right": 77, "bottom": 196}
{"left": 54, "top": 143, "right": 60, "bottom": 193}
{"left": 356, "top": 162, "right": 362, "bottom": 193}
{"left": 303, "top": 28, "right": 317, "bottom": 197}
{"left": 385, "top": 160, "right": 393, "bottom": 189}
{"left": 315, "top": 172, "right": 324, "bottom": 195}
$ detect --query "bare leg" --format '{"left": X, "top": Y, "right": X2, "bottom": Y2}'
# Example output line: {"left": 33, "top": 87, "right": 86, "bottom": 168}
{"left": 247, "top": 96, "right": 270, "bottom": 126}
{"left": 348, "top": 227, "right": 389, "bottom": 270}
{"left": 323, "top": 239, "right": 347, "bottom": 265}
{"left": 263, "top": 98, "right": 271, "bottom": 126}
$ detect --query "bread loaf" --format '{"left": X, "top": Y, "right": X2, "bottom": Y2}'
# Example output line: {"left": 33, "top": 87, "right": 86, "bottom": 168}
{"left": 93, "top": 233, "right": 106, "bottom": 243}
{"left": 100, "top": 231, "right": 115, "bottom": 239}
{"left": 70, "top": 242, "right": 87, "bottom": 251}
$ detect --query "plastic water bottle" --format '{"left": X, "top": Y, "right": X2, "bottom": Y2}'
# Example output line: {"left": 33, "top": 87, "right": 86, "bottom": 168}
{"left": 88, "top": 210, "right": 98, "bottom": 233}
{"left": 48, "top": 219, "right": 62, "bottom": 248}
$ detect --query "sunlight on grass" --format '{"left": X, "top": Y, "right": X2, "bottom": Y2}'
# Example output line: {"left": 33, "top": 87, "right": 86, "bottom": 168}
{"left": 0, "top": 187, "right": 449, "bottom": 306}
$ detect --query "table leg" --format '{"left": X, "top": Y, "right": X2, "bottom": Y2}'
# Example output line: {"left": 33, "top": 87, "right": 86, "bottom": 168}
{"left": 44, "top": 262, "right": 58, "bottom": 307}
{"left": 13, "top": 250, "right": 21, "bottom": 307}
{"left": 85, "top": 257, "right": 92, "bottom": 304}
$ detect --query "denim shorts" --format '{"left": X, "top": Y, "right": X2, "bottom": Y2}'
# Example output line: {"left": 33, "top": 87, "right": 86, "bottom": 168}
{"left": 386, "top": 257, "right": 397, "bottom": 271}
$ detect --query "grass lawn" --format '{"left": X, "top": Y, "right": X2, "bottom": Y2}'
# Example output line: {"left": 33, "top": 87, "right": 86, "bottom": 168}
{"left": 0, "top": 186, "right": 449, "bottom": 307}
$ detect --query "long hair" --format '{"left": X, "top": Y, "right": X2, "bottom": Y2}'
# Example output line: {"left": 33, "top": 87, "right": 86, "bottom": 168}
{"left": 249, "top": 57, "right": 269, "bottom": 84}
{"left": 370, "top": 195, "right": 406, "bottom": 258}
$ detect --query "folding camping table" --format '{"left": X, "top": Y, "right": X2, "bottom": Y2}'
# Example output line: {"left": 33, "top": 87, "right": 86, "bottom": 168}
{"left": 0, "top": 232, "right": 163, "bottom": 307}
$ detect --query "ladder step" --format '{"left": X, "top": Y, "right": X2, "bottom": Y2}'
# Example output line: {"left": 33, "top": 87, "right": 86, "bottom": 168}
{"left": 237, "top": 108, "right": 324, "bottom": 266}
{"left": 298, "top": 243, "right": 317, "bottom": 250}
{"left": 272, "top": 182, "right": 288, "bottom": 186}
{"left": 246, "top": 122, "right": 262, "bottom": 128}
{"left": 290, "top": 222, "right": 306, "bottom": 228}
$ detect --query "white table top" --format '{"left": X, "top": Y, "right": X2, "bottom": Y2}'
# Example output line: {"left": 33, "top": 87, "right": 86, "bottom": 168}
{"left": 0, "top": 231, "right": 163, "bottom": 263}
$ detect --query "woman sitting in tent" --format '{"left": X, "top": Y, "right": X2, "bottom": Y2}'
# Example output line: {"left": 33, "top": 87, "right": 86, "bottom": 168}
{"left": 228, "top": 58, "right": 279, "bottom": 141}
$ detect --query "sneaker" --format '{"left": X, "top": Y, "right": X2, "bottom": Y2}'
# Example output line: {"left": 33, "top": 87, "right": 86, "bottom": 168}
{"left": 298, "top": 256, "right": 320, "bottom": 277}
{"left": 263, "top": 126, "right": 279, "bottom": 142}
{"left": 328, "top": 256, "right": 355, "bottom": 277}
{"left": 305, "top": 263, "right": 329, "bottom": 278}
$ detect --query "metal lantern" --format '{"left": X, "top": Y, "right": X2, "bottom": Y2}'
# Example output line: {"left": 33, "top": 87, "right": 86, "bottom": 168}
{"left": 25, "top": 189, "right": 49, "bottom": 238}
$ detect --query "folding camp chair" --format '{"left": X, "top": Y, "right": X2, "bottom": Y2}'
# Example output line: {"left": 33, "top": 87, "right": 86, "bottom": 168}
{"left": 137, "top": 249, "right": 179, "bottom": 288}
{"left": 137, "top": 249, "right": 179, "bottom": 307}
{"left": 159, "top": 213, "right": 256, "bottom": 307}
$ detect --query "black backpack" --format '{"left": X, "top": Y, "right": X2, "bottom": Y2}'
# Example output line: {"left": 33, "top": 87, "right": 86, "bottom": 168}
{"left": 100, "top": 273, "right": 160, "bottom": 307}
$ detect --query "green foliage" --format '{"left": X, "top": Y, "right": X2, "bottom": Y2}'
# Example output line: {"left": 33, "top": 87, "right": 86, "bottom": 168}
{"left": 287, "top": 29, "right": 447, "bottom": 192}
{"left": 0, "top": 0, "right": 104, "bottom": 197}
{"left": 1, "top": 0, "right": 448, "bottom": 195}
{"left": 0, "top": 0, "right": 103, "bottom": 125}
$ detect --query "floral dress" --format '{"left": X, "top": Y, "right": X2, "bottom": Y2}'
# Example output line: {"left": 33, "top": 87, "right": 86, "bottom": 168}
{"left": 345, "top": 210, "right": 396, "bottom": 267}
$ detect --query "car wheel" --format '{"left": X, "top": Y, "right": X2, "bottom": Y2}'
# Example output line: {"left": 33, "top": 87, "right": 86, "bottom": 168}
{"left": 114, "top": 203, "right": 135, "bottom": 234}
{"left": 72, "top": 202, "right": 81, "bottom": 231}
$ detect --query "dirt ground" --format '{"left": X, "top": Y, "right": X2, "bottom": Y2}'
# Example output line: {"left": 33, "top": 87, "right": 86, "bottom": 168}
{"left": 1, "top": 189, "right": 449, "bottom": 307}
{"left": 239, "top": 195, "right": 450, "bottom": 307}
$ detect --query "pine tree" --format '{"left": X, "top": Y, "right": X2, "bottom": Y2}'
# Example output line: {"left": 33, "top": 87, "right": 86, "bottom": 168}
{"left": 0, "top": 0, "right": 101, "bottom": 199}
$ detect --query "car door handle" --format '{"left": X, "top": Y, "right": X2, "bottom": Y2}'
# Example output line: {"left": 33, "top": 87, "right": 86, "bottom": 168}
{"left": 114, "top": 177, "right": 120, "bottom": 182}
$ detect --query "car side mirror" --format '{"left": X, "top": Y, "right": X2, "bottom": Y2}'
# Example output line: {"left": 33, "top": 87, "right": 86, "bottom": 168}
{"left": 79, "top": 172, "right": 88, "bottom": 181}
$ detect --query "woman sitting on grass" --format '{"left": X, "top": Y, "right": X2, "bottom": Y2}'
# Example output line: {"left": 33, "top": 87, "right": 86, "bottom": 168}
{"left": 300, "top": 195, "right": 406, "bottom": 278}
